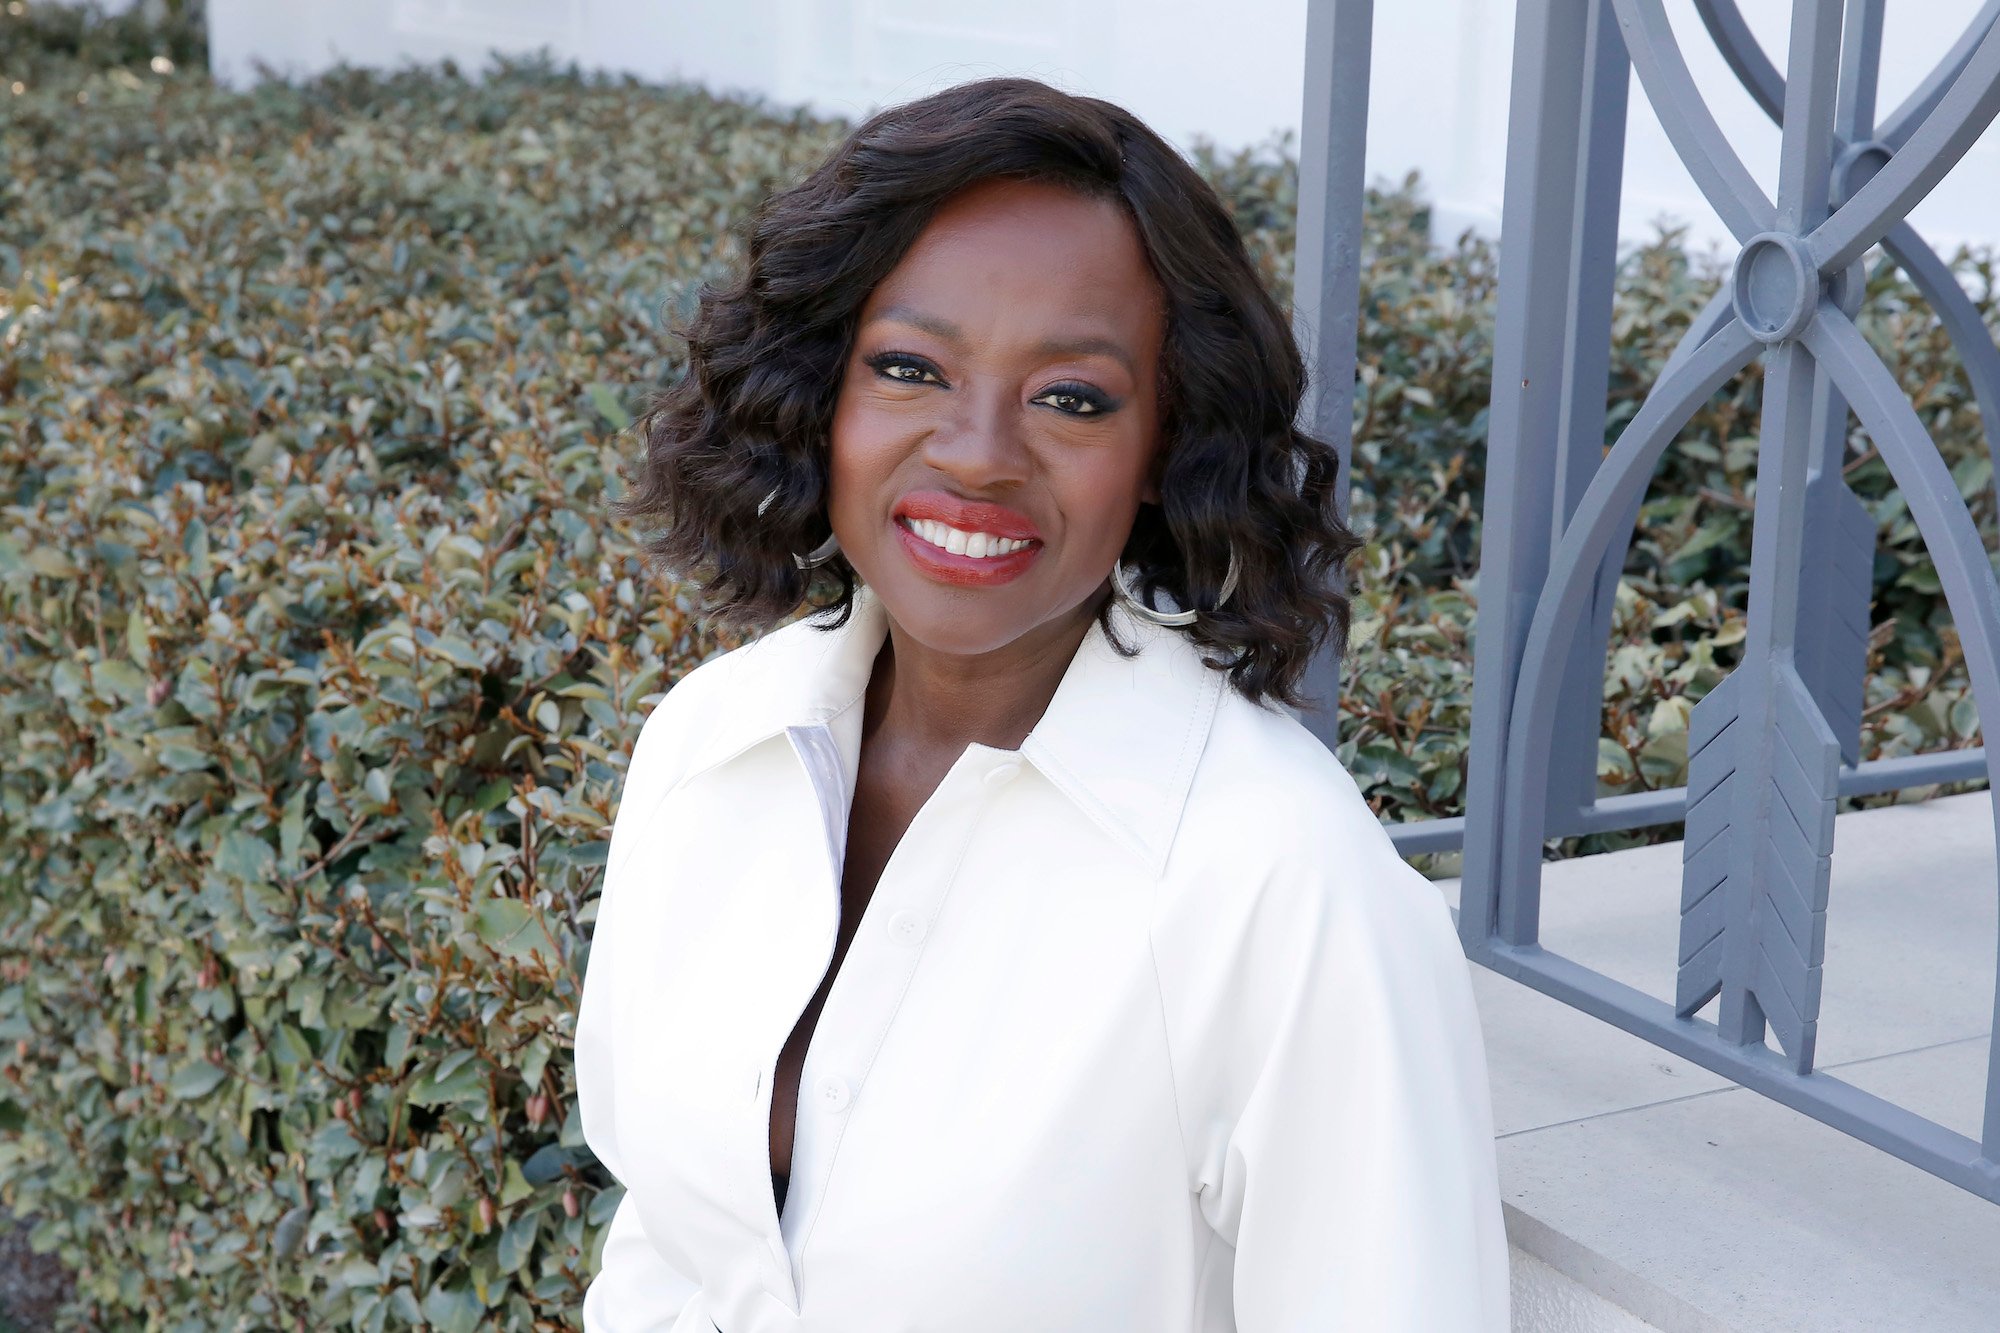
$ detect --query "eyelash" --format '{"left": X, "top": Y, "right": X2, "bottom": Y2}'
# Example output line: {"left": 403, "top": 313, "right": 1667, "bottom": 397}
{"left": 1036, "top": 381, "right": 1115, "bottom": 417}
{"left": 863, "top": 351, "right": 1117, "bottom": 417}
{"left": 865, "top": 352, "right": 945, "bottom": 388}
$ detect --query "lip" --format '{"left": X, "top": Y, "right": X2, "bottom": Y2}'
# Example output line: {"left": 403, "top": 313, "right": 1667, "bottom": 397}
{"left": 892, "top": 490, "right": 1043, "bottom": 542}
{"left": 892, "top": 514, "right": 1044, "bottom": 588}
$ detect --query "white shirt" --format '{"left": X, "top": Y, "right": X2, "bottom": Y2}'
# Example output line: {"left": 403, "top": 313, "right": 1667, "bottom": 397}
{"left": 576, "top": 582, "right": 1509, "bottom": 1332}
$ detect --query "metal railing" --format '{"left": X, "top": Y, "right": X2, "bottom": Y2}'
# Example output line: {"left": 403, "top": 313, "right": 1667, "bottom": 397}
{"left": 1293, "top": 0, "right": 2000, "bottom": 1205}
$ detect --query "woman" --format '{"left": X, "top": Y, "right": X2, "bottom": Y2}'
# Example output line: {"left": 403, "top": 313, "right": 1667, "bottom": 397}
{"left": 577, "top": 76, "right": 1509, "bottom": 1332}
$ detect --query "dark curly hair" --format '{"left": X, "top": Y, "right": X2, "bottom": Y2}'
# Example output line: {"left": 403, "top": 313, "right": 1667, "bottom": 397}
{"left": 616, "top": 76, "right": 1360, "bottom": 709}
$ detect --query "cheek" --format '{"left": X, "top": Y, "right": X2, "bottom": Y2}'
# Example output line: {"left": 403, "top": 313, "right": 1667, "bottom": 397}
{"left": 1052, "top": 453, "right": 1153, "bottom": 565}
{"left": 826, "top": 389, "right": 898, "bottom": 508}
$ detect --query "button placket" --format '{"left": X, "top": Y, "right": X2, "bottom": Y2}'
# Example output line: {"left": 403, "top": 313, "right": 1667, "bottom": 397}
{"left": 779, "top": 753, "right": 1008, "bottom": 1268}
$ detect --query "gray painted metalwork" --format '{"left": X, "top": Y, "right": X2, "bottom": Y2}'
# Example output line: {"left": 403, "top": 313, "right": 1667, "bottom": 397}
{"left": 1292, "top": 0, "right": 1374, "bottom": 749}
{"left": 1291, "top": 0, "right": 2000, "bottom": 1202}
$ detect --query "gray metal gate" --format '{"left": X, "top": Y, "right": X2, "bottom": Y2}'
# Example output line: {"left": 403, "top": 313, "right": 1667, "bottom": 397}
{"left": 1294, "top": 0, "right": 2000, "bottom": 1204}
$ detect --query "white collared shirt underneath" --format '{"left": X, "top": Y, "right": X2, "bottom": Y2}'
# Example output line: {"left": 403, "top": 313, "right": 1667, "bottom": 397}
{"left": 575, "top": 585, "right": 1510, "bottom": 1332}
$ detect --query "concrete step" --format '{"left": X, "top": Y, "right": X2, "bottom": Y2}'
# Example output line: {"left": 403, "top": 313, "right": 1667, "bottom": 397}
{"left": 1432, "top": 788, "right": 2000, "bottom": 1332}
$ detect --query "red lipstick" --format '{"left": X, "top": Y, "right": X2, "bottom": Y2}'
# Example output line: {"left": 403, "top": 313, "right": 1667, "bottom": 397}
{"left": 890, "top": 490, "right": 1044, "bottom": 588}
{"left": 892, "top": 491, "right": 1042, "bottom": 541}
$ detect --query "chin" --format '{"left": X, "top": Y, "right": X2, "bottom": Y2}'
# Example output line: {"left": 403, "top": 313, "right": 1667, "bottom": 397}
{"left": 873, "top": 580, "right": 1051, "bottom": 656}
{"left": 860, "top": 555, "right": 1099, "bottom": 660}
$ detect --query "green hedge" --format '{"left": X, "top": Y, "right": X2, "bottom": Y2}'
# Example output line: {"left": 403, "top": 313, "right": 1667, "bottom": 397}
{"left": 3, "top": 4, "right": 1995, "bottom": 1330}
{"left": 0, "top": 17, "right": 835, "bottom": 1331}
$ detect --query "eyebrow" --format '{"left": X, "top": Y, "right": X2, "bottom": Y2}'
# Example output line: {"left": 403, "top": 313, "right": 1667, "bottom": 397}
{"left": 864, "top": 304, "right": 1137, "bottom": 376}
{"left": 1034, "top": 333, "right": 1137, "bottom": 376}
{"left": 868, "top": 304, "right": 962, "bottom": 343}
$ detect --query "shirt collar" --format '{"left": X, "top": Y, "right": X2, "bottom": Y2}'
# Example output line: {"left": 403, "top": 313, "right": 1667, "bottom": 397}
{"left": 675, "top": 582, "right": 1227, "bottom": 876}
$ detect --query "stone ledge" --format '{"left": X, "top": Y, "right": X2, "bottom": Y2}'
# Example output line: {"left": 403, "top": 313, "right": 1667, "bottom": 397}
{"left": 1435, "top": 789, "right": 2000, "bottom": 1331}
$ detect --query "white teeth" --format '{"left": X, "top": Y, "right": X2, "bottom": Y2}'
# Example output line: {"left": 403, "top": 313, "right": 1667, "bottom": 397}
{"left": 904, "top": 518, "right": 1032, "bottom": 558}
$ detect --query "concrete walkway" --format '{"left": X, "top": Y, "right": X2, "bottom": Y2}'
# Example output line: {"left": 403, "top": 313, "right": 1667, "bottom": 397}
{"left": 1435, "top": 789, "right": 2000, "bottom": 1332}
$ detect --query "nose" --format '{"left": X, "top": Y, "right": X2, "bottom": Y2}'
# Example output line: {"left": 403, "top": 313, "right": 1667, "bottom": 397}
{"left": 918, "top": 379, "right": 1031, "bottom": 491}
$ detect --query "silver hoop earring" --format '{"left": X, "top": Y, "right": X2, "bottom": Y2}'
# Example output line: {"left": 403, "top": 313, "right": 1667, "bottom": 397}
{"left": 759, "top": 486, "right": 842, "bottom": 570}
{"left": 794, "top": 532, "right": 841, "bottom": 570}
{"left": 1112, "top": 547, "right": 1240, "bottom": 627}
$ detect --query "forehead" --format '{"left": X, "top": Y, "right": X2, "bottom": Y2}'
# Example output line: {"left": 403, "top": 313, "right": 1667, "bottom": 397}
{"left": 861, "top": 177, "right": 1164, "bottom": 338}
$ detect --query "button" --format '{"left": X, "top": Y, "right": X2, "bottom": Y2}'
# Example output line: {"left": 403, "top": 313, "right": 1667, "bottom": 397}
{"left": 985, "top": 760, "right": 1023, "bottom": 789}
{"left": 814, "top": 1074, "right": 852, "bottom": 1113}
{"left": 886, "top": 909, "right": 930, "bottom": 945}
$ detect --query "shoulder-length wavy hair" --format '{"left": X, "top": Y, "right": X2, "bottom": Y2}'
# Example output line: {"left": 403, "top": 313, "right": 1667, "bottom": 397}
{"left": 616, "top": 76, "right": 1360, "bottom": 710}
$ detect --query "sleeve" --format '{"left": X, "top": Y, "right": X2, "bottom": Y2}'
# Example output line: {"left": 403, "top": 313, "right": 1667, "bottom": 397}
{"left": 581, "top": 1188, "right": 702, "bottom": 1332}
{"left": 575, "top": 670, "right": 716, "bottom": 1330}
{"left": 1154, "top": 810, "right": 1511, "bottom": 1331}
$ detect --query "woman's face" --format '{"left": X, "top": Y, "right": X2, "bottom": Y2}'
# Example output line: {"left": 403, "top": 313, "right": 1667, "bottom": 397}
{"left": 827, "top": 176, "right": 1168, "bottom": 659}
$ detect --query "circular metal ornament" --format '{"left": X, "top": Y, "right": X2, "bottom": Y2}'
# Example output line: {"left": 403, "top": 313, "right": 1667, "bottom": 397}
{"left": 1730, "top": 231, "right": 1820, "bottom": 344}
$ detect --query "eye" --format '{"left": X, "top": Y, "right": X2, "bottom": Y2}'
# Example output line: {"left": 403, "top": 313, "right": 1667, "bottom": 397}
{"left": 1032, "top": 382, "right": 1115, "bottom": 416}
{"left": 865, "top": 351, "right": 946, "bottom": 386}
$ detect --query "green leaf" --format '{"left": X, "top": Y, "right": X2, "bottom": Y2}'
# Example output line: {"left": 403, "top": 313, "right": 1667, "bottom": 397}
{"left": 126, "top": 607, "right": 154, "bottom": 667}
{"left": 214, "top": 830, "right": 276, "bottom": 884}
{"left": 497, "top": 1212, "right": 537, "bottom": 1273}
{"left": 155, "top": 742, "right": 214, "bottom": 773}
{"left": 272, "top": 1205, "right": 310, "bottom": 1259}
{"left": 430, "top": 634, "right": 485, "bottom": 669}
{"left": 169, "top": 1061, "right": 228, "bottom": 1100}
{"left": 421, "top": 1281, "right": 484, "bottom": 1333}
{"left": 1597, "top": 736, "right": 1635, "bottom": 781}
{"left": 408, "top": 1059, "right": 487, "bottom": 1108}
{"left": 472, "top": 898, "right": 542, "bottom": 960}
{"left": 308, "top": 1119, "right": 364, "bottom": 1164}
{"left": 94, "top": 659, "right": 147, "bottom": 701}
{"left": 389, "top": 1287, "right": 423, "bottom": 1323}
{"left": 499, "top": 1158, "right": 534, "bottom": 1207}
{"left": 385, "top": 1022, "right": 412, "bottom": 1070}
{"left": 337, "top": 1258, "right": 383, "bottom": 1290}
{"left": 522, "top": 1142, "right": 593, "bottom": 1186}
{"left": 272, "top": 1022, "right": 313, "bottom": 1067}
{"left": 585, "top": 382, "right": 631, "bottom": 430}
{"left": 26, "top": 547, "right": 76, "bottom": 579}
{"left": 280, "top": 784, "right": 308, "bottom": 865}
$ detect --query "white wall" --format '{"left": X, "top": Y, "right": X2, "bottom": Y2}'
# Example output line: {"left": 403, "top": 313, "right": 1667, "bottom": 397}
{"left": 203, "top": 0, "right": 1315, "bottom": 156}
{"left": 206, "top": 0, "right": 2000, "bottom": 256}
{"left": 1396, "top": 0, "right": 2000, "bottom": 259}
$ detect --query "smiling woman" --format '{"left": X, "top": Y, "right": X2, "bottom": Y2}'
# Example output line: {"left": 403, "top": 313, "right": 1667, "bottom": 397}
{"left": 830, "top": 176, "right": 1168, "bottom": 651}
{"left": 589, "top": 76, "right": 1510, "bottom": 1332}
{"left": 619, "top": 76, "right": 1355, "bottom": 706}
